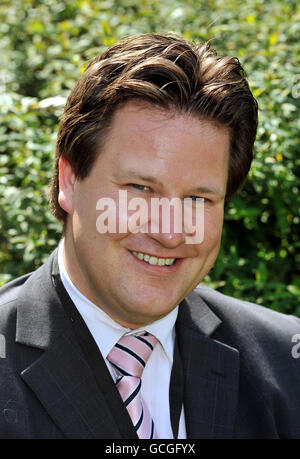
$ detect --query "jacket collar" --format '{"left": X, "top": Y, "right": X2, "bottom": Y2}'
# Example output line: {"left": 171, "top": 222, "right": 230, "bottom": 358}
{"left": 16, "top": 249, "right": 69, "bottom": 349}
{"left": 178, "top": 288, "right": 222, "bottom": 337}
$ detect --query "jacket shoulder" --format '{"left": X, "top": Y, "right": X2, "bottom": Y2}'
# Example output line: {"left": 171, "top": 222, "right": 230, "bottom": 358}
{"left": 0, "top": 273, "right": 32, "bottom": 304}
{"left": 193, "top": 284, "right": 300, "bottom": 366}
{"left": 195, "top": 284, "right": 300, "bottom": 337}
{"left": 0, "top": 273, "right": 32, "bottom": 328}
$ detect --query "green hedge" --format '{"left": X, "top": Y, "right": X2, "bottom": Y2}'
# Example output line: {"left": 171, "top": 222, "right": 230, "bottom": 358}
{"left": 0, "top": 0, "right": 299, "bottom": 315}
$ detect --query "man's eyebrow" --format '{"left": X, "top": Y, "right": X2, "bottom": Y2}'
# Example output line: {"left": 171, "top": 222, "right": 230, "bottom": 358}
{"left": 189, "top": 186, "right": 226, "bottom": 198}
{"left": 111, "top": 170, "right": 163, "bottom": 186}
{"left": 112, "top": 171, "right": 225, "bottom": 197}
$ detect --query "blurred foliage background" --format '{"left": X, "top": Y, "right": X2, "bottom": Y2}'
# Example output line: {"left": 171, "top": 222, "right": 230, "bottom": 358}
{"left": 0, "top": 0, "right": 299, "bottom": 315}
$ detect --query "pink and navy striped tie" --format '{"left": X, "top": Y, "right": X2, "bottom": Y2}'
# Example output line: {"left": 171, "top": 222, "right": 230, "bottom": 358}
{"left": 107, "top": 332, "right": 158, "bottom": 439}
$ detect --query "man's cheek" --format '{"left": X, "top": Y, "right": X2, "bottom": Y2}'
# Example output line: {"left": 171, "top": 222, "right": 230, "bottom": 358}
{"left": 183, "top": 199, "right": 205, "bottom": 245}
{"left": 95, "top": 196, "right": 144, "bottom": 241}
{"left": 203, "top": 214, "right": 223, "bottom": 248}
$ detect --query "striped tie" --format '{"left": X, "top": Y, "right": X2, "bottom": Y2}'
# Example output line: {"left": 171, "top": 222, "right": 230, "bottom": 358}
{"left": 107, "top": 332, "right": 158, "bottom": 439}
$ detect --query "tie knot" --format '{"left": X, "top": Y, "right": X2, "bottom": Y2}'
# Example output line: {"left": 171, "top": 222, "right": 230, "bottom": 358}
{"left": 107, "top": 332, "right": 158, "bottom": 379}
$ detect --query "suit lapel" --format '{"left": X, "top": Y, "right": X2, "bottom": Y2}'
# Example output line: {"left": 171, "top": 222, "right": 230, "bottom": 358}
{"left": 16, "top": 250, "right": 137, "bottom": 439}
{"left": 177, "top": 290, "right": 240, "bottom": 439}
{"left": 20, "top": 326, "right": 123, "bottom": 438}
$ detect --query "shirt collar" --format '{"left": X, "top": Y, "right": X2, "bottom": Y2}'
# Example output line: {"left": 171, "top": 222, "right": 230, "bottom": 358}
{"left": 57, "top": 238, "right": 177, "bottom": 362}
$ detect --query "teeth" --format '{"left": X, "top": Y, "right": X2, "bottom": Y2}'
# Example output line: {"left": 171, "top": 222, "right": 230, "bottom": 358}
{"left": 132, "top": 251, "right": 176, "bottom": 266}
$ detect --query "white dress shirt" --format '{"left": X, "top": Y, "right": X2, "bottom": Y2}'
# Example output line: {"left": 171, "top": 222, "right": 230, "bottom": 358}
{"left": 57, "top": 239, "right": 186, "bottom": 439}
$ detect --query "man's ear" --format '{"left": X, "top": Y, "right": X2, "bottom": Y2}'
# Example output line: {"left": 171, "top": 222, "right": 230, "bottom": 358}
{"left": 58, "top": 157, "right": 76, "bottom": 215}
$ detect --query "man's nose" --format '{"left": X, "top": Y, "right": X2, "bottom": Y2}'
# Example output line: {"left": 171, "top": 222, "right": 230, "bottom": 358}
{"left": 148, "top": 229, "right": 186, "bottom": 249}
{"left": 147, "top": 204, "right": 187, "bottom": 248}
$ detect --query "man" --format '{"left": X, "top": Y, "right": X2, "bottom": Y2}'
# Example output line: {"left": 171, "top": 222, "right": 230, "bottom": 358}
{"left": 0, "top": 33, "right": 299, "bottom": 439}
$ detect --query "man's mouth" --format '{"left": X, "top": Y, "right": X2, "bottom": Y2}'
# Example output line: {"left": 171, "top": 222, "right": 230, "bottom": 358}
{"left": 131, "top": 251, "right": 176, "bottom": 266}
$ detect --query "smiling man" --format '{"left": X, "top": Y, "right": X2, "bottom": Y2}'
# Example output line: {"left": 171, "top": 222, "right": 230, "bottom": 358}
{"left": 59, "top": 103, "right": 229, "bottom": 329}
{"left": 0, "top": 33, "right": 300, "bottom": 439}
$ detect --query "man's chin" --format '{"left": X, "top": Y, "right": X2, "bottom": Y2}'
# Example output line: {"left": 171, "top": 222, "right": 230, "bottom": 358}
{"left": 122, "top": 299, "right": 180, "bottom": 326}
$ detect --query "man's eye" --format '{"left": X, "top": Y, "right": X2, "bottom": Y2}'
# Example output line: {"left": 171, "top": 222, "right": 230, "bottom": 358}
{"left": 130, "top": 184, "right": 150, "bottom": 191}
{"left": 185, "top": 196, "right": 206, "bottom": 202}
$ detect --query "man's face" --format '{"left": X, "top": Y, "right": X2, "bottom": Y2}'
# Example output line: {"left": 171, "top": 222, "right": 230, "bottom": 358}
{"left": 59, "top": 102, "right": 229, "bottom": 328}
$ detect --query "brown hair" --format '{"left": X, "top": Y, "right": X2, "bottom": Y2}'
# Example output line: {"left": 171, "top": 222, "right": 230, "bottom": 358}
{"left": 50, "top": 33, "right": 258, "bottom": 223}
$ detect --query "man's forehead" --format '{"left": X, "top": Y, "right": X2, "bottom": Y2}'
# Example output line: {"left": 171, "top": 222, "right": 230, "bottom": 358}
{"left": 105, "top": 102, "right": 230, "bottom": 154}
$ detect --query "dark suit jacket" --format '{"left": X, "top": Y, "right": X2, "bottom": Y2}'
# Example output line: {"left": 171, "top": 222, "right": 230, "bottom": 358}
{"left": 0, "top": 249, "right": 300, "bottom": 439}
